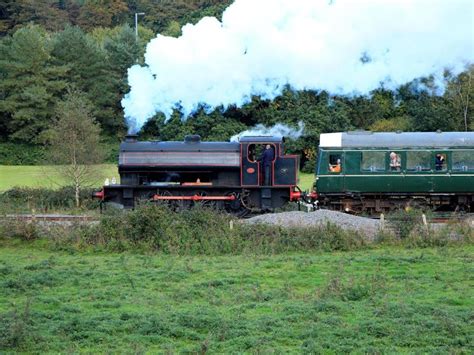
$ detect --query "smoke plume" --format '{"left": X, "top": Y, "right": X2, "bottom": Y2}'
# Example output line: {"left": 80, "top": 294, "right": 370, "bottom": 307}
{"left": 123, "top": 0, "right": 474, "bottom": 133}
{"left": 230, "top": 121, "right": 305, "bottom": 142}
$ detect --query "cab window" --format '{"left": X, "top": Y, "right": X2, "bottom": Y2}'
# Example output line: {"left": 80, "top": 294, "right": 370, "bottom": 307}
{"left": 248, "top": 144, "right": 262, "bottom": 162}
{"left": 452, "top": 150, "right": 474, "bottom": 172}
{"left": 406, "top": 151, "right": 431, "bottom": 172}
{"left": 328, "top": 154, "right": 342, "bottom": 173}
{"left": 361, "top": 151, "right": 385, "bottom": 172}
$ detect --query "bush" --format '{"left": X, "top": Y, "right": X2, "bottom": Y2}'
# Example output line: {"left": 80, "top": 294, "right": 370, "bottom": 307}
{"left": 301, "top": 158, "right": 316, "bottom": 174}
{"left": 0, "top": 218, "right": 39, "bottom": 241}
{"left": 0, "top": 187, "right": 100, "bottom": 213}
{"left": 0, "top": 301, "right": 32, "bottom": 350}
{"left": 388, "top": 208, "right": 427, "bottom": 238}
{"left": 3, "top": 204, "right": 471, "bottom": 255}
{"left": 57, "top": 204, "right": 368, "bottom": 255}
{"left": 0, "top": 141, "right": 118, "bottom": 165}
{"left": 0, "top": 143, "right": 46, "bottom": 165}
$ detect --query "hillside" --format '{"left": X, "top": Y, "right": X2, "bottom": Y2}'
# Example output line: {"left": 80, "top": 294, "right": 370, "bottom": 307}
{"left": 0, "top": 0, "right": 472, "bottom": 169}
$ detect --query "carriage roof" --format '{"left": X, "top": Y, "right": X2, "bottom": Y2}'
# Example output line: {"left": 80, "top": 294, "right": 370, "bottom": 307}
{"left": 320, "top": 131, "right": 474, "bottom": 149}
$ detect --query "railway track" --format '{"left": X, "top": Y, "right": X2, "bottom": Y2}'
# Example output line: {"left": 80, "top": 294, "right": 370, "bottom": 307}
{"left": 370, "top": 212, "right": 474, "bottom": 224}
{"left": 0, "top": 214, "right": 98, "bottom": 222}
{"left": 1, "top": 212, "right": 472, "bottom": 224}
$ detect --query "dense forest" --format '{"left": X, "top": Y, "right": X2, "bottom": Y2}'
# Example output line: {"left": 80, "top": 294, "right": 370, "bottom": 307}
{"left": 0, "top": 0, "right": 472, "bottom": 169}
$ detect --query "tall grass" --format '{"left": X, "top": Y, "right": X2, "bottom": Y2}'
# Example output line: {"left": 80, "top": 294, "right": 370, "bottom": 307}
{"left": 49, "top": 205, "right": 369, "bottom": 254}
{"left": 1, "top": 204, "right": 471, "bottom": 255}
{"left": 0, "top": 187, "right": 100, "bottom": 213}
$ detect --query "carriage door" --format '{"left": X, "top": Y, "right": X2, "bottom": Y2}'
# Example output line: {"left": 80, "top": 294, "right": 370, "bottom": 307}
{"left": 241, "top": 143, "right": 260, "bottom": 186}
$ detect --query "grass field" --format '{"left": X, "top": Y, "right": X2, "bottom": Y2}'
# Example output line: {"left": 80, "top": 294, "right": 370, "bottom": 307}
{"left": 0, "top": 166, "right": 314, "bottom": 191}
{"left": 0, "top": 241, "right": 472, "bottom": 352}
{"left": 0, "top": 165, "right": 119, "bottom": 191}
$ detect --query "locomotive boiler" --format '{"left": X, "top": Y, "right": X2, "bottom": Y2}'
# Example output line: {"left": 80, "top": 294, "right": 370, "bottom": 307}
{"left": 94, "top": 134, "right": 308, "bottom": 216}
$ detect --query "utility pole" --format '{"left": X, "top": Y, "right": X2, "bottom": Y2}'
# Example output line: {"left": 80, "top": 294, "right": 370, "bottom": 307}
{"left": 135, "top": 12, "right": 145, "bottom": 40}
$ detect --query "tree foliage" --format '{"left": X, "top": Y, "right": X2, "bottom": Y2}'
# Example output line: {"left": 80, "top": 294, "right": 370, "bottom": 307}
{"left": 44, "top": 89, "right": 104, "bottom": 207}
{"left": 0, "top": 1, "right": 472, "bottom": 170}
{"left": 0, "top": 25, "right": 67, "bottom": 142}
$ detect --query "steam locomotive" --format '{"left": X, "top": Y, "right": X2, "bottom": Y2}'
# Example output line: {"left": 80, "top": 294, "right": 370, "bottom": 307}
{"left": 93, "top": 134, "right": 312, "bottom": 216}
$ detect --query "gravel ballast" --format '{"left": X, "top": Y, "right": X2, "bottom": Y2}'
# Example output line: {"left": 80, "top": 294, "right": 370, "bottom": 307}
{"left": 244, "top": 210, "right": 381, "bottom": 238}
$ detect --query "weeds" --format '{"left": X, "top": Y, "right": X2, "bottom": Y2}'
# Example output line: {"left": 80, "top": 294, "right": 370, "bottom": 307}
{"left": 1, "top": 204, "right": 472, "bottom": 255}
{"left": 0, "top": 299, "right": 32, "bottom": 350}
{"left": 318, "top": 266, "right": 387, "bottom": 302}
{"left": 387, "top": 208, "right": 428, "bottom": 238}
{"left": 0, "top": 187, "right": 100, "bottom": 213}
{"left": 0, "top": 217, "right": 40, "bottom": 241}
{"left": 74, "top": 205, "right": 370, "bottom": 254}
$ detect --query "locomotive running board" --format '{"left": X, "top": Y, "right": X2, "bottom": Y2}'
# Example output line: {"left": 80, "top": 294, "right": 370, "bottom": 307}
{"left": 151, "top": 194, "right": 236, "bottom": 201}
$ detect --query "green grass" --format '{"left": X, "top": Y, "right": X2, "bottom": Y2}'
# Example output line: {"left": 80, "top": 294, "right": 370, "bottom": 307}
{"left": 298, "top": 172, "right": 314, "bottom": 191}
{"left": 0, "top": 241, "right": 472, "bottom": 352}
{"left": 0, "top": 165, "right": 119, "bottom": 191}
{"left": 1, "top": 165, "right": 314, "bottom": 191}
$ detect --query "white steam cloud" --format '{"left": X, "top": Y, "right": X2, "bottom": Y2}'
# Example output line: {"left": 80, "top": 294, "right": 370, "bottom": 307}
{"left": 230, "top": 121, "right": 305, "bottom": 142}
{"left": 123, "top": 0, "right": 474, "bottom": 133}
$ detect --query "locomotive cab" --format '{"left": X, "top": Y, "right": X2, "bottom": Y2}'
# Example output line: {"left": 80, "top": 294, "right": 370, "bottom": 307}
{"left": 239, "top": 136, "right": 298, "bottom": 187}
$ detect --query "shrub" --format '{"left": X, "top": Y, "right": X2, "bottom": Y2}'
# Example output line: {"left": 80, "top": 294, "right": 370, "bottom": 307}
{"left": 0, "top": 143, "right": 45, "bottom": 165}
{"left": 388, "top": 208, "right": 427, "bottom": 238}
{"left": 301, "top": 158, "right": 316, "bottom": 174}
{"left": 0, "top": 187, "right": 100, "bottom": 213}
{"left": 0, "top": 218, "right": 39, "bottom": 241}
{"left": 59, "top": 204, "right": 368, "bottom": 255}
{"left": 0, "top": 301, "right": 32, "bottom": 350}
{"left": 0, "top": 141, "right": 117, "bottom": 165}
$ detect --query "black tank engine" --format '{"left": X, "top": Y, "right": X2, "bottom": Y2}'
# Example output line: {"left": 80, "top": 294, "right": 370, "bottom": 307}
{"left": 94, "top": 134, "right": 305, "bottom": 216}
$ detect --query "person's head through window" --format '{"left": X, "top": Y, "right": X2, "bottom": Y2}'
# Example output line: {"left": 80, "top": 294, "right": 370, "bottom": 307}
{"left": 435, "top": 154, "right": 446, "bottom": 170}
{"left": 329, "top": 158, "right": 341, "bottom": 172}
{"left": 390, "top": 152, "right": 401, "bottom": 171}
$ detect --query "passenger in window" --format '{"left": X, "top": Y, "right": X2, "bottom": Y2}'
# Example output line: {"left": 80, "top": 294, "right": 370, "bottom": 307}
{"left": 390, "top": 152, "right": 401, "bottom": 171}
{"left": 435, "top": 154, "right": 445, "bottom": 171}
{"left": 329, "top": 159, "right": 341, "bottom": 173}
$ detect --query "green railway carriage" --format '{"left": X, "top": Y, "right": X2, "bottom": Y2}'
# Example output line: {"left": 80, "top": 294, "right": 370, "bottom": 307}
{"left": 314, "top": 131, "right": 474, "bottom": 213}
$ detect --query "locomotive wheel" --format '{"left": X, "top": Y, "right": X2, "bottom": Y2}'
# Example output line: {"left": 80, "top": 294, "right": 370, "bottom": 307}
{"left": 152, "top": 190, "right": 187, "bottom": 211}
{"left": 224, "top": 192, "right": 251, "bottom": 218}
{"left": 193, "top": 190, "right": 216, "bottom": 209}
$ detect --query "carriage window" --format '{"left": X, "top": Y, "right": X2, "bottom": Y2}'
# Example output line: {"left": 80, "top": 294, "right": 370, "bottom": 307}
{"left": 406, "top": 151, "right": 431, "bottom": 172}
{"left": 452, "top": 151, "right": 474, "bottom": 171}
{"left": 361, "top": 151, "right": 385, "bottom": 172}
{"left": 389, "top": 152, "right": 402, "bottom": 171}
{"left": 328, "top": 154, "right": 342, "bottom": 173}
{"left": 435, "top": 154, "right": 447, "bottom": 171}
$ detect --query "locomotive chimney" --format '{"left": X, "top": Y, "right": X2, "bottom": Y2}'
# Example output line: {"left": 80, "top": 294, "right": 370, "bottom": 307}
{"left": 125, "top": 134, "right": 138, "bottom": 143}
{"left": 184, "top": 135, "right": 201, "bottom": 144}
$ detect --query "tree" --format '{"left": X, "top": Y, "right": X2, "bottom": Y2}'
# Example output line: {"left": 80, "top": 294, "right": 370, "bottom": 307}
{"left": 45, "top": 90, "right": 104, "bottom": 208}
{"left": 0, "top": 0, "right": 69, "bottom": 35}
{"left": 396, "top": 79, "right": 458, "bottom": 132}
{"left": 445, "top": 66, "right": 474, "bottom": 131}
{"left": 52, "top": 25, "right": 121, "bottom": 135}
{"left": 0, "top": 25, "right": 67, "bottom": 142}
{"left": 77, "top": 0, "right": 128, "bottom": 31}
